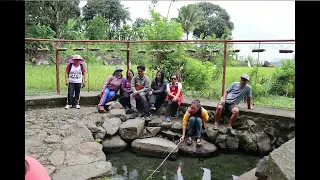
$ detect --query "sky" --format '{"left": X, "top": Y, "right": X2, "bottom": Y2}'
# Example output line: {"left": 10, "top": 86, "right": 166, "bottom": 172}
{"left": 79, "top": 1, "right": 295, "bottom": 62}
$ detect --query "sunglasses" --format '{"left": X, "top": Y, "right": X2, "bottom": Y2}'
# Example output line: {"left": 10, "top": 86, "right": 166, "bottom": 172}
{"left": 116, "top": 70, "right": 123, "bottom": 72}
{"left": 171, "top": 78, "right": 177, "bottom": 80}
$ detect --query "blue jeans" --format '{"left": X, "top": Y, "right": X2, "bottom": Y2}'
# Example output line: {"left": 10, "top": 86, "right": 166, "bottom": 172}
{"left": 187, "top": 116, "right": 202, "bottom": 138}
{"left": 98, "top": 88, "right": 116, "bottom": 107}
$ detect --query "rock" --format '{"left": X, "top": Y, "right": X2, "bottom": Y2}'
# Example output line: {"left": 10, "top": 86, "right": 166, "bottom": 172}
{"left": 119, "top": 119, "right": 145, "bottom": 140}
{"left": 102, "top": 117, "right": 122, "bottom": 136}
{"left": 131, "top": 137, "right": 179, "bottom": 158}
{"left": 140, "top": 127, "right": 162, "bottom": 138}
{"left": 207, "top": 110, "right": 215, "bottom": 122}
{"left": 157, "top": 104, "right": 167, "bottom": 115}
{"left": 52, "top": 161, "right": 112, "bottom": 180}
{"left": 44, "top": 135, "right": 60, "bottom": 144}
{"left": 86, "top": 122, "right": 100, "bottom": 133}
{"left": 160, "top": 121, "right": 172, "bottom": 129}
{"left": 108, "top": 102, "right": 124, "bottom": 110}
{"left": 238, "top": 131, "right": 258, "bottom": 153}
{"left": 206, "top": 128, "right": 218, "bottom": 142}
{"left": 246, "top": 120, "right": 257, "bottom": 127}
{"left": 237, "top": 168, "right": 258, "bottom": 180}
{"left": 255, "top": 156, "right": 269, "bottom": 180}
{"left": 102, "top": 135, "right": 127, "bottom": 152}
{"left": 64, "top": 142, "right": 106, "bottom": 166}
{"left": 226, "top": 135, "right": 239, "bottom": 151}
{"left": 109, "top": 109, "right": 127, "bottom": 122}
{"left": 44, "top": 165, "right": 56, "bottom": 175}
{"left": 161, "top": 130, "right": 181, "bottom": 139}
{"left": 148, "top": 118, "right": 163, "bottom": 127}
{"left": 275, "top": 137, "right": 285, "bottom": 148}
{"left": 215, "top": 134, "right": 227, "bottom": 149}
{"left": 178, "top": 139, "right": 217, "bottom": 157}
{"left": 48, "top": 150, "right": 65, "bottom": 166}
{"left": 255, "top": 133, "right": 271, "bottom": 155}
{"left": 94, "top": 127, "right": 107, "bottom": 139}
{"left": 287, "top": 131, "right": 295, "bottom": 140}
{"left": 267, "top": 138, "right": 295, "bottom": 180}
{"left": 171, "top": 121, "right": 182, "bottom": 133}
{"left": 218, "top": 126, "right": 228, "bottom": 134}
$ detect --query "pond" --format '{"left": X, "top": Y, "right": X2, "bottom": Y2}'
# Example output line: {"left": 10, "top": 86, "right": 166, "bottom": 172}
{"left": 94, "top": 150, "right": 261, "bottom": 180}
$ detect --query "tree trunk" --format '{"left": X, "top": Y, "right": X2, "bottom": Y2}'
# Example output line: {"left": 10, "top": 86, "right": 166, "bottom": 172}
{"left": 166, "top": 0, "right": 173, "bottom": 20}
{"left": 186, "top": 32, "right": 189, "bottom": 40}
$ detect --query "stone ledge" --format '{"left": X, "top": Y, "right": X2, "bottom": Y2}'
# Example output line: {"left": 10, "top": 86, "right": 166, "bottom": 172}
{"left": 25, "top": 91, "right": 295, "bottom": 120}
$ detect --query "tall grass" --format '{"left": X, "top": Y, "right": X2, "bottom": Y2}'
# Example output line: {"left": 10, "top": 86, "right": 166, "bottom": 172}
{"left": 25, "top": 64, "right": 294, "bottom": 109}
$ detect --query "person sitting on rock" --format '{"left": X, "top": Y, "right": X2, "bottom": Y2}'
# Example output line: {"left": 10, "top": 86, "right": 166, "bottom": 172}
{"left": 148, "top": 70, "right": 167, "bottom": 114}
{"left": 25, "top": 155, "right": 51, "bottom": 180}
{"left": 98, "top": 66, "right": 124, "bottom": 113}
{"left": 180, "top": 100, "right": 209, "bottom": 146}
{"left": 64, "top": 54, "right": 87, "bottom": 109}
{"left": 165, "top": 73, "right": 183, "bottom": 122}
{"left": 119, "top": 69, "right": 134, "bottom": 113}
{"left": 214, "top": 74, "right": 253, "bottom": 135}
{"left": 130, "top": 65, "right": 151, "bottom": 119}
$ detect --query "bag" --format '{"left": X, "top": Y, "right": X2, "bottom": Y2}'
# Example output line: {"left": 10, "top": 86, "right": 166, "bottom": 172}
{"left": 68, "top": 63, "right": 84, "bottom": 75}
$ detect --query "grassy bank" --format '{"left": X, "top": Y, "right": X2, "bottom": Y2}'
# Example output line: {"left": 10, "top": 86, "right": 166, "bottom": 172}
{"left": 25, "top": 64, "right": 294, "bottom": 110}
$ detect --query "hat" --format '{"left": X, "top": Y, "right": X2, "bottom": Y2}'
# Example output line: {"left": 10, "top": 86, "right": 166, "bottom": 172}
{"left": 240, "top": 74, "right": 250, "bottom": 81}
{"left": 115, "top": 66, "right": 123, "bottom": 71}
{"left": 69, "top": 54, "right": 85, "bottom": 64}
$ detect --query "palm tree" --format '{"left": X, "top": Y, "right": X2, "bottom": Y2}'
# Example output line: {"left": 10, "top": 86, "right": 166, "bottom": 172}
{"left": 177, "top": 4, "right": 206, "bottom": 40}
{"left": 167, "top": 0, "right": 177, "bottom": 20}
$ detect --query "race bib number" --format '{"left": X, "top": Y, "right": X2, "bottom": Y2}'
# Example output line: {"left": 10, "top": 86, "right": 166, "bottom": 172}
{"left": 70, "top": 73, "right": 81, "bottom": 79}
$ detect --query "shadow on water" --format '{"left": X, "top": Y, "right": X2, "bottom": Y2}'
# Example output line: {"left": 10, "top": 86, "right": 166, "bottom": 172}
{"left": 97, "top": 150, "right": 261, "bottom": 180}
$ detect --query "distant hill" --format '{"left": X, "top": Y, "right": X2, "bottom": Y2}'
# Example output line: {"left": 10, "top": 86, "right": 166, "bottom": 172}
{"left": 269, "top": 58, "right": 283, "bottom": 67}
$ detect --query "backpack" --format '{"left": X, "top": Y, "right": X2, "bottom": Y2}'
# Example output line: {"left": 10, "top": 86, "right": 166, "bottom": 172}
{"left": 68, "top": 63, "right": 84, "bottom": 75}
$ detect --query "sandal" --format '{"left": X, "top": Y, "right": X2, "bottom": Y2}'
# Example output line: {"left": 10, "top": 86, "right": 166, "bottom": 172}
{"left": 196, "top": 139, "right": 202, "bottom": 146}
{"left": 186, "top": 137, "right": 192, "bottom": 145}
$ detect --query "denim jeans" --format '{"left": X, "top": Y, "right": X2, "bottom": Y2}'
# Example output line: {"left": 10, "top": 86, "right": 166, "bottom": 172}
{"left": 187, "top": 116, "right": 203, "bottom": 138}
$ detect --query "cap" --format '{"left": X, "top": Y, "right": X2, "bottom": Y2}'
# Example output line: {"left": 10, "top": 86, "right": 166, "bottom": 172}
{"left": 240, "top": 74, "right": 250, "bottom": 81}
{"left": 72, "top": 54, "right": 83, "bottom": 59}
{"left": 115, "top": 66, "right": 123, "bottom": 71}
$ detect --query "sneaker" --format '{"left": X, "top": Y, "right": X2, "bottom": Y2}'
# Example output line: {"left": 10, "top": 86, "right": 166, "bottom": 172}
{"left": 213, "top": 123, "right": 219, "bottom": 130}
{"left": 140, "top": 112, "right": 146, "bottom": 118}
{"left": 76, "top": 105, "right": 80, "bottom": 109}
{"left": 65, "top": 105, "right": 71, "bottom": 109}
{"left": 144, "top": 113, "right": 152, "bottom": 121}
{"left": 173, "top": 111, "right": 179, "bottom": 117}
{"left": 149, "top": 104, "right": 156, "bottom": 111}
{"left": 165, "top": 115, "right": 171, "bottom": 122}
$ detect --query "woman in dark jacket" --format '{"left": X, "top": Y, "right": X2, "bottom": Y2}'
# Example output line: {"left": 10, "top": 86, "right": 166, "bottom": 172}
{"left": 148, "top": 70, "right": 166, "bottom": 114}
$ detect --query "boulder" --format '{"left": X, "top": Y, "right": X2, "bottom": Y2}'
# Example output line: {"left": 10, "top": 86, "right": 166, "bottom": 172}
{"left": 102, "top": 117, "right": 122, "bottom": 136}
{"left": 178, "top": 139, "right": 217, "bottom": 157}
{"left": 102, "top": 135, "right": 127, "bottom": 152}
{"left": 119, "top": 119, "right": 145, "bottom": 140}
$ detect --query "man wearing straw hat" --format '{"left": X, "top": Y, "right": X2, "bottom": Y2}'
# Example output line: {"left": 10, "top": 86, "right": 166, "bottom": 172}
{"left": 64, "top": 54, "right": 86, "bottom": 109}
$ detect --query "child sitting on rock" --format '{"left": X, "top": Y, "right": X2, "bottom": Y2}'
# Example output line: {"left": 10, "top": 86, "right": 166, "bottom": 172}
{"left": 180, "top": 100, "right": 209, "bottom": 146}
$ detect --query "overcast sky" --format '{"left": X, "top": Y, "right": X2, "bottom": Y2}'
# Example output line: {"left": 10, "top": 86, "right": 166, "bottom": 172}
{"left": 79, "top": 1, "right": 295, "bottom": 62}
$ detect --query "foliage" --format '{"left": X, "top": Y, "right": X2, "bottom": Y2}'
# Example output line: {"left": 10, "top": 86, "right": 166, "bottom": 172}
{"left": 25, "top": 0, "right": 81, "bottom": 37}
{"left": 193, "top": 2, "right": 234, "bottom": 39}
{"left": 85, "top": 15, "right": 108, "bottom": 40}
{"left": 60, "top": 18, "right": 85, "bottom": 40}
{"left": 83, "top": 0, "right": 131, "bottom": 39}
{"left": 177, "top": 4, "right": 206, "bottom": 40}
{"left": 25, "top": 24, "right": 56, "bottom": 39}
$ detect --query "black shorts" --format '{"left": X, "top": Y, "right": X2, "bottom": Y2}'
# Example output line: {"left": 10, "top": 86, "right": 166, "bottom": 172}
{"left": 222, "top": 103, "right": 237, "bottom": 113}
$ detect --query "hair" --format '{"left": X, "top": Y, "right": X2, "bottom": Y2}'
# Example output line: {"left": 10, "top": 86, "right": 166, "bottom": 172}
{"left": 155, "top": 70, "right": 164, "bottom": 84}
{"left": 170, "top": 73, "right": 178, "bottom": 80}
{"left": 137, "top": 65, "right": 146, "bottom": 71}
{"left": 112, "top": 70, "right": 123, "bottom": 77}
{"left": 126, "top": 69, "right": 134, "bottom": 79}
{"left": 191, "top": 99, "right": 202, "bottom": 109}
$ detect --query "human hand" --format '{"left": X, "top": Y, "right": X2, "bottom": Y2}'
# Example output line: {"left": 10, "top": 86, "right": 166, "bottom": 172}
{"left": 149, "top": 91, "right": 153, "bottom": 95}
{"left": 172, "top": 97, "right": 178, "bottom": 102}
{"left": 180, "top": 136, "right": 185, "bottom": 142}
{"left": 65, "top": 81, "right": 69, "bottom": 86}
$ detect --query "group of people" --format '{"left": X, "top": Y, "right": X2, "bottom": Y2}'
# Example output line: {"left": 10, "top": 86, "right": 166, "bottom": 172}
{"left": 64, "top": 54, "right": 253, "bottom": 145}
{"left": 64, "top": 55, "right": 183, "bottom": 122}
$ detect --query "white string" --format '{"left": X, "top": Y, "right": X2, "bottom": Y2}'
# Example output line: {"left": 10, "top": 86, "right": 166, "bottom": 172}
{"left": 146, "top": 140, "right": 182, "bottom": 180}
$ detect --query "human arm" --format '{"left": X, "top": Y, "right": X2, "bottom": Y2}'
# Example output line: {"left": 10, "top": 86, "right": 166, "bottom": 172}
{"left": 65, "top": 65, "right": 70, "bottom": 86}
{"left": 82, "top": 66, "right": 87, "bottom": 86}
{"left": 166, "top": 84, "right": 175, "bottom": 98}
{"left": 149, "top": 81, "right": 155, "bottom": 95}
{"left": 137, "top": 76, "right": 150, "bottom": 94}
{"left": 220, "top": 83, "right": 234, "bottom": 104}
{"left": 180, "top": 111, "right": 190, "bottom": 141}
{"left": 172, "top": 83, "right": 182, "bottom": 101}
{"left": 247, "top": 86, "right": 253, "bottom": 109}
{"left": 153, "top": 82, "right": 166, "bottom": 94}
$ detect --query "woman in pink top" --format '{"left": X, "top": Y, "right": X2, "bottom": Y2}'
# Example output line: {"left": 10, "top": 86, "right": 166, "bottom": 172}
{"left": 98, "top": 66, "right": 124, "bottom": 112}
{"left": 25, "top": 155, "right": 51, "bottom": 180}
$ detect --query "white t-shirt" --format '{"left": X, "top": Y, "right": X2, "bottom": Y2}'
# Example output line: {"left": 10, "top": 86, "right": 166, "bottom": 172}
{"left": 167, "top": 82, "right": 182, "bottom": 92}
{"left": 68, "top": 65, "right": 83, "bottom": 83}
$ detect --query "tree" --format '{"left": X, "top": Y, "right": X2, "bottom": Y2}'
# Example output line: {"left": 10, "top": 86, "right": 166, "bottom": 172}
{"left": 83, "top": 0, "right": 131, "bottom": 39}
{"left": 177, "top": 4, "right": 206, "bottom": 40}
{"left": 85, "top": 16, "right": 108, "bottom": 40}
{"left": 167, "top": 0, "right": 177, "bottom": 20}
{"left": 193, "top": 2, "right": 234, "bottom": 39}
{"left": 132, "top": 18, "right": 147, "bottom": 40}
{"left": 149, "top": 0, "right": 158, "bottom": 10}
{"left": 60, "top": 18, "right": 84, "bottom": 40}
{"left": 25, "top": 0, "right": 81, "bottom": 38}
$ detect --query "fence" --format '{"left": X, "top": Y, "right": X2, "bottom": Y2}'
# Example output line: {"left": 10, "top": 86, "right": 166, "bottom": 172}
{"left": 25, "top": 38, "right": 295, "bottom": 109}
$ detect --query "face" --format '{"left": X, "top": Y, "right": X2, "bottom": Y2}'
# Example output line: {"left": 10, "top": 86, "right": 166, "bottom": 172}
{"left": 138, "top": 68, "right": 144, "bottom": 77}
{"left": 115, "top": 70, "right": 123, "bottom": 76}
{"left": 127, "top": 70, "right": 133, "bottom": 79}
{"left": 189, "top": 104, "right": 200, "bottom": 114}
{"left": 240, "top": 77, "right": 248, "bottom": 86}
{"left": 73, "top": 59, "right": 80, "bottom": 65}
{"left": 171, "top": 75, "right": 177, "bottom": 83}
{"left": 156, "top": 72, "right": 162, "bottom": 81}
